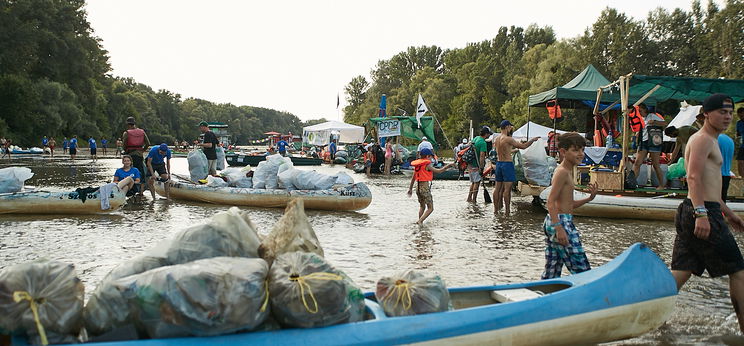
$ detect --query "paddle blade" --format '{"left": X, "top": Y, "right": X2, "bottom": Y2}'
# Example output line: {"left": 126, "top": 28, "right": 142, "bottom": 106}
{"left": 483, "top": 185, "right": 492, "bottom": 204}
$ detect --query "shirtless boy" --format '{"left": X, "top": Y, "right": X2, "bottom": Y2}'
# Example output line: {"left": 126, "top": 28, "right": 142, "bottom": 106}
{"left": 673, "top": 93, "right": 744, "bottom": 333}
{"left": 492, "top": 120, "right": 538, "bottom": 214}
{"left": 542, "top": 132, "right": 597, "bottom": 279}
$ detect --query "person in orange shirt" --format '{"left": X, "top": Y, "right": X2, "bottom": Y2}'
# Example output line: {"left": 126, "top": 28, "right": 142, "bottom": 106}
{"left": 407, "top": 148, "right": 455, "bottom": 224}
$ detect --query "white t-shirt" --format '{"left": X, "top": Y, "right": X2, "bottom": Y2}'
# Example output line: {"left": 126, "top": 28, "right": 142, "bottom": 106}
{"left": 642, "top": 113, "right": 664, "bottom": 141}
{"left": 418, "top": 140, "right": 433, "bottom": 152}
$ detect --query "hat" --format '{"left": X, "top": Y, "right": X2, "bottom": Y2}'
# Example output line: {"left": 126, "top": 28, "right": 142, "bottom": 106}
{"left": 499, "top": 120, "right": 513, "bottom": 129}
{"left": 480, "top": 126, "right": 493, "bottom": 135}
{"left": 198, "top": 121, "right": 209, "bottom": 127}
{"left": 702, "top": 93, "right": 734, "bottom": 112}
{"left": 126, "top": 117, "right": 136, "bottom": 125}
{"left": 421, "top": 136, "right": 428, "bottom": 141}
{"left": 462, "top": 138, "right": 467, "bottom": 144}
{"left": 420, "top": 148, "right": 434, "bottom": 157}
{"left": 159, "top": 143, "right": 168, "bottom": 151}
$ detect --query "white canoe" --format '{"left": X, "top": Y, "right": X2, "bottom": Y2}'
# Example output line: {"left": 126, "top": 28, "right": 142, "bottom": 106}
{"left": 0, "top": 188, "right": 126, "bottom": 215}
{"left": 539, "top": 186, "right": 744, "bottom": 221}
{"left": 155, "top": 181, "right": 372, "bottom": 211}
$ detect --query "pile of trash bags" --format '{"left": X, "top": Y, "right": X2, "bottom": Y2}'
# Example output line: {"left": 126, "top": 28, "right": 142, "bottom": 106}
{"left": 251, "top": 154, "right": 354, "bottom": 191}
{"left": 0, "top": 166, "right": 33, "bottom": 193}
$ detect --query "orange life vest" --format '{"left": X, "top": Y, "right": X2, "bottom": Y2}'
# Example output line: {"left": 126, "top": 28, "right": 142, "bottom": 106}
{"left": 628, "top": 106, "right": 645, "bottom": 133}
{"left": 411, "top": 158, "right": 433, "bottom": 182}
{"left": 546, "top": 100, "right": 562, "bottom": 120}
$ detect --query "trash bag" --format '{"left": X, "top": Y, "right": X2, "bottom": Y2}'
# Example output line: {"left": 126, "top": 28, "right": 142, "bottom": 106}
{"left": 667, "top": 158, "right": 686, "bottom": 179}
{"left": 85, "top": 207, "right": 262, "bottom": 336}
{"left": 334, "top": 150, "right": 348, "bottom": 159}
{"left": 268, "top": 252, "right": 365, "bottom": 328}
{"left": 233, "top": 177, "right": 253, "bottom": 188}
{"left": 520, "top": 139, "right": 551, "bottom": 186}
{"left": 216, "top": 146, "right": 226, "bottom": 171}
{"left": 0, "top": 167, "right": 33, "bottom": 193}
{"left": 278, "top": 168, "right": 301, "bottom": 190}
{"left": 258, "top": 199, "right": 324, "bottom": 266}
{"left": 187, "top": 150, "right": 208, "bottom": 182}
{"left": 332, "top": 171, "right": 354, "bottom": 185}
{"left": 110, "top": 257, "right": 270, "bottom": 339}
{"left": 0, "top": 261, "right": 84, "bottom": 345}
{"left": 253, "top": 155, "right": 292, "bottom": 189}
{"left": 294, "top": 170, "right": 335, "bottom": 190}
{"left": 511, "top": 151, "right": 526, "bottom": 183}
{"left": 252, "top": 161, "right": 268, "bottom": 189}
{"left": 221, "top": 167, "right": 247, "bottom": 185}
{"left": 206, "top": 175, "right": 228, "bottom": 187}
{"left": 375, "top": 270, "right": 450, "bottom": 317}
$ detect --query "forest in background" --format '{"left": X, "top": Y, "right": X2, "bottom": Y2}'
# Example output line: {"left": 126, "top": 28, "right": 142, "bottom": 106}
{"left": 343, "top": 0, "right": 743, "bottom": 146}
{"left": 0, "top": 0, "right": 322, "bottom": 147}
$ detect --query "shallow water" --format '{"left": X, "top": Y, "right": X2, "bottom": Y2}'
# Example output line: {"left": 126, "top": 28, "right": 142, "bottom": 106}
{"left": 1, "top": 157, "right": 743, "bottom": 344}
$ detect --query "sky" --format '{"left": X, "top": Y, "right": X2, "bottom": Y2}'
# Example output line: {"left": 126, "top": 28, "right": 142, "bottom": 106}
{"left": 84, "top": 0, "right": 713, "bottom": 122}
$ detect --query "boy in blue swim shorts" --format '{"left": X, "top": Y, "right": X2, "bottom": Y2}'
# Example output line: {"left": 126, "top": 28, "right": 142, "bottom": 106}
{"left": 542, "top": 132, "right": 597, "bottom": 279}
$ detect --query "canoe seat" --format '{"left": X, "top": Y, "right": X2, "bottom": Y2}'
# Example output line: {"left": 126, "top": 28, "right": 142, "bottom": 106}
{"left": 490, "top": 288, "right": 543, "bottom": 303}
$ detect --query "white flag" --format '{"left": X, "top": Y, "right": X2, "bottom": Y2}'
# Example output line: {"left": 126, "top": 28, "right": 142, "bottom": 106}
{"left": 416, "top": 93, "right": 428, "bottom": 127}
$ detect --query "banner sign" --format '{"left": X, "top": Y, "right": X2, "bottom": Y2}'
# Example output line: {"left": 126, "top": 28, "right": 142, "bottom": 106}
{"left": 377, "top": 119, "right": 401, "bottom": 138}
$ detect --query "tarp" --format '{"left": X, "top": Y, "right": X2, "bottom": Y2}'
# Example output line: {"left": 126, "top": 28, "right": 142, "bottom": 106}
{"left": 628, "top": 75, "right": 744, "bottom": 103}
{"left": 367, "top": 116, "right": 437, "bottom": 148}
{"left": 528, "top": 65, "right": 656, "bottom": 106}
{"left": 663, "top": 103, "right": 702, "bottom": 142}
{"left": 512, "top": 121, "right": 577, "bottom": 140}
{"left": 302, "top": 121, "right": 365, "bottom": 145}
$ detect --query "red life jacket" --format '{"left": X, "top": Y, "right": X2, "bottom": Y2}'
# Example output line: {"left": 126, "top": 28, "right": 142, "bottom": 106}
{"left": 125, "top": 128, "right": 146, "bottom": 151}
{"left": 546, "top": 100, "right": 562, "bottom": 120}
{"left": 411, "top": 158, "right": 433, "bottom": 182}
{"left": 628, "top": 106, "right": 645, "bottom": 133}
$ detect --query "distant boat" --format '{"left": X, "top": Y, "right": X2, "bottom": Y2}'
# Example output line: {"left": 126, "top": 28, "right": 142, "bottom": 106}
{"left": 10, "top": 243, "right": 676, "bottom": 345}
{"left": 226, "top": 153, "right": 323, "bottom": 167}
{"left": 10, "top": 147, "right": 43, "bottom": 155}
{"left": 0, "top": 188, "right": 126, "bottom": 214}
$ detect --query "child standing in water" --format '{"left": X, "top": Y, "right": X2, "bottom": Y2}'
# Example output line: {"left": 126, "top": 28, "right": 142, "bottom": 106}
{"left": 542, "top": 132, "right": 598, "bottom": 279}
{"left": 407, "top": 148, "right": 454, "bottom": 224}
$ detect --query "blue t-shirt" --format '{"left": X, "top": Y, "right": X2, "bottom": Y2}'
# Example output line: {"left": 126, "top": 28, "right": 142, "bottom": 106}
{"left": 329, "top": 142, "right": 337, "bottom": 154}
{"left": 63, "top": 139, "right": 69, "bottom": 148}
{"left": 88, "top": 138, "right": 96, "bottom": 149}
{"left": 42, "top": 138, "right": 48, "bottom": 146}
{"left": 146, "top": 145, "right": 171, "bottom": 165}
{"left": 719, "top": 134, "right": 734, "bottom": 176}
{"left": 101, "top": 139, "right": 108, "bottom": 147}
{"left": 114, "top": 167, "right": 141, "bottom": 182}
{"left": 736, "top": 120, "right": 744, "bottom": 148}
{"left": 277, "top": 140, "right": 288, "bottom": 153}
{"left": 69, "top": 138, "right": 77, "bottom": 149}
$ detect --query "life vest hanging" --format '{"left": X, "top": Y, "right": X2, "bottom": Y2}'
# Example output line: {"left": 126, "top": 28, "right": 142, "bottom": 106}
{"left": 546, "top": 100, "right": 562, "bottom": 120}
{"left": 628, "top": 106, "right": 645, "bottom": 133}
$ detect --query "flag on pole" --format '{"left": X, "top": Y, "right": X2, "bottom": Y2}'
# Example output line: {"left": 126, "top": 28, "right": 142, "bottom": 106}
{"left": 336, "top": 93, "right": 340, "bottom": 109}
{"left": 416, "top": 93, "right": 429, "bottom": 127}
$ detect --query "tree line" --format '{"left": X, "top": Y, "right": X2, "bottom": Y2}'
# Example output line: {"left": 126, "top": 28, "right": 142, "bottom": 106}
{"left": 0, "top": 0, "right": 316, "bottom": 147}
{"left": 343, "top": 0, "right": 744, "bottom": 146}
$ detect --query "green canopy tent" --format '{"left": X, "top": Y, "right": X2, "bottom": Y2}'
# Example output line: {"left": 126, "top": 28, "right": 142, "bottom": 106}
{"left": 367, "top": 116, "right": 437, "bottom": 149}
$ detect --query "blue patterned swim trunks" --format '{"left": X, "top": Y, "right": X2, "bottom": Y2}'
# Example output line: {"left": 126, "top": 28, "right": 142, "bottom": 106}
{"left": 541, "top": 214, "right": 591, "bottom": 279}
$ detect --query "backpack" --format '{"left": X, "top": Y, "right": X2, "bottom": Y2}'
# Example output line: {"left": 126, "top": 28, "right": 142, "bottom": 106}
{"left": 457, "top": 144, "right": 477, "bottom": 169}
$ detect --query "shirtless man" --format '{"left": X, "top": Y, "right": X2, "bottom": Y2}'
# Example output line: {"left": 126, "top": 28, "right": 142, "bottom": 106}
{"left": 673, "top": 93, "right": 744, "bottom": 333}
{"left": 492, "top": 120, "right": 538, "bottom": 214}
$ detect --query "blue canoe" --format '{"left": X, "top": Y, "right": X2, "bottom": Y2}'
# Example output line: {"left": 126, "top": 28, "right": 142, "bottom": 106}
{"left": 12, "top": 243, "right": 676, "bottom": 345}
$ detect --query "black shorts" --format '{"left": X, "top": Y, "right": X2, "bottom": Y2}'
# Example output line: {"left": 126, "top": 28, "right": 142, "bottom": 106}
{"left": 125, "top": 184, "right": 140, "bottom": 197}
{"left": 151, "top": 163, "right": 168, "bottom": 176}
{"left": 70, "top": 147, "right": 77, "bottom": 155}
{"left": 90, "top": 148, "right": 97, "bottom": 155}
{"left": 672, "top": 199, "right": 744, "bottom": 277}
{"left": 737, "top": 147, "right": 744, "bottom": 161}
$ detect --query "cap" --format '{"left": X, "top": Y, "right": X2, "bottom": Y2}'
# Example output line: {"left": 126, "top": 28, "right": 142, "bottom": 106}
{"left": 159, "top": 143, "right": 168, "bottom": 151}
{"left": 462, "top": 138, "right": 467, "bottom": 144}
{"left": 421, "top": 136, "right": 428, "bottom": 141}
{"left": 499, "top": 120, "right": 513, "bottom": 129}
{"left": 198, "top": 121, "right": 209, "bottom": 127}
{"left": 126, "top": 117, "right": 135, "bottom": 125}
{"left": 702, "top": 93, "right": 734, "bottom": 112}
{"left": 420, "top": 148, "right": 434, "bottom": 157}
{"left": 480, "top": 126, "right": 493, "bottom": 135}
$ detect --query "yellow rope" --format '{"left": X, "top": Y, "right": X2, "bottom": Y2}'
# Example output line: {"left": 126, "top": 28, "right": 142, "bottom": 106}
{"left": 13, "top": 291, "right": 48, "bottom": 346}
{"left": 383, "top": 281, "right": 412, "bottom": 311}
{"left": 289, "top": 272, "right": 343, "bottom": 314}
{"left": 260, "top": 280, "right": 270, "bottom": 312}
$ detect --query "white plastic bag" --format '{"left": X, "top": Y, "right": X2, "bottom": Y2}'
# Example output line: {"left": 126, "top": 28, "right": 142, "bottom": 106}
{"left": 187, "top": 150, "right": 209, "bottom": 182}
{"left": 0, "top": 167, "right": 33, "bottom": 193}
{"left": 333, "top": 171, "right": 354, "bottom": 185}
{"left": 278, "top": 168, "right": 301, "bottom": 190}
{"left": 520, "top": 139, "right": 551, "bottom": 186}
{"left": 254, "top": 154, "right": 292, "bottom": 189}
{"left": 221, "top": 167, "right": 245, "bottom": 184}
{"left": 295, "top": 170, "right": 335, "bottom": 190}
{"left": 216, "top": 146, "right": 226, "bottom": 171}
{"left": 233, "top": 177, "right": 253, "bottom": 188}
{"left": 207, "top": 175, "right": 228, "bottom": 187}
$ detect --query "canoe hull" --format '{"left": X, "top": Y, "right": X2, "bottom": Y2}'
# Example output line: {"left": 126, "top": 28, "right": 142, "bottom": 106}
{"left": 156, "top": 181, "right": 372, "bottom": 211}
{"left": 0, "top": 190, "right": 126, "bottom": 215}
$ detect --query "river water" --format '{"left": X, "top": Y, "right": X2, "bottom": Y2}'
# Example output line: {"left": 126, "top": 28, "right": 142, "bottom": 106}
{"left": 1, "top": 157, "right": 742, "bottom": 344}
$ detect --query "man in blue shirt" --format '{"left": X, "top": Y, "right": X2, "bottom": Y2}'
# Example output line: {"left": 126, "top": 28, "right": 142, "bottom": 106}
{"left": 41, "top": 136, "right": 48, "bottom": 148}
{"left": 736, "top": 108, "right": 744, "bottom": 177}
{"left": 101, "top": 138, "right": 108, "bottom": 156}
{"left": 88, "top": 137, "right": 97, "bottom": 161}
{"left": 69, "top": 135, "right": 78, "bottom": 160}
{"left": 277, "top": 138, "right": 289, "bottom": 157}
{"left": 146, "top": 143, "right": 171, "bottom": 199}
{"left": 720, "top": 133, "right": 735, "bottom": 201}
{"left": 329, "top": 139, "right": 337, "bottom": 160}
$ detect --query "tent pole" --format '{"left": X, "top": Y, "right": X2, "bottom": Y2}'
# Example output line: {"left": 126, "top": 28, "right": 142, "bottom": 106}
{"left": 619, "top": 75, "right": 629, "bottom": 186}
{"left": 527, "top": 102, "right": 531, "bottom": 139}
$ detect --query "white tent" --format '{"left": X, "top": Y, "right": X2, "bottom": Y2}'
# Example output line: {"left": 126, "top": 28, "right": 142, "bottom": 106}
{"left": 663, "top": 102, "right": 702, "bottom": 142}
{"left": 511, "top": 121, "right": 581, "bottom": 140}
{"left": 302, "top": 120, "right": 365, "bottom": 145}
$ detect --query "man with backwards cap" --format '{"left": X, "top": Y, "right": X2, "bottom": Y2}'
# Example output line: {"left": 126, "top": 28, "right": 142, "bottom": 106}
{"left": 673, "top": 93, "right": 744, "bottom": 333}
{"left": 466, "top": 126, "right": 492, "bottom": 202}
{"left": 146, "top": 143, "right": 172, "bottom": 200}
{"left": 492, "top": 120, "right": 538, "bottom": 215}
